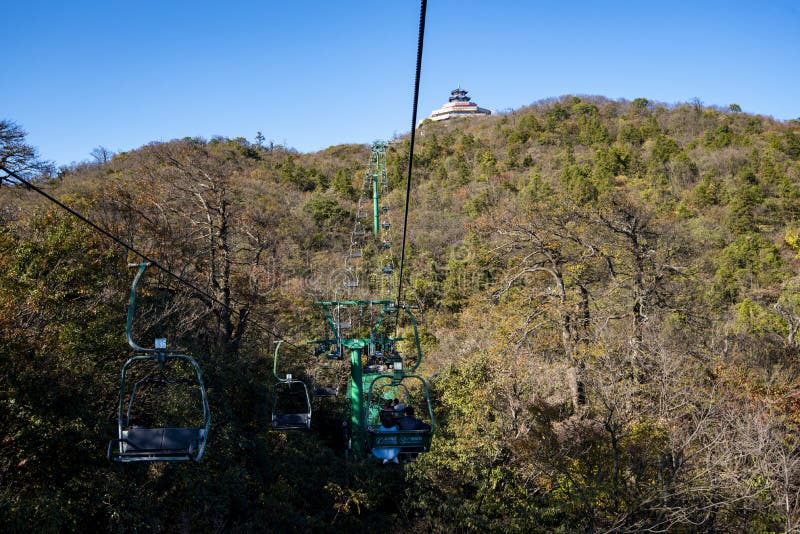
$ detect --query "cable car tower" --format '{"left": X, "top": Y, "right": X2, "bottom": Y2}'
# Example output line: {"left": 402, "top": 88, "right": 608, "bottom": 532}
{"left": 307, "top": 300, "right": 434, "bottom": 457}
{"left": 318, "top": 141, "right": 433, "bottom": 457}
{"left": 274, "top": 0, "right": 433, "bottom": 459}
{"left": 274, "top": 144, "right": 434, "bottom": 458}
{"left": 344, "top": 141, "right": 395, "bottom": 296}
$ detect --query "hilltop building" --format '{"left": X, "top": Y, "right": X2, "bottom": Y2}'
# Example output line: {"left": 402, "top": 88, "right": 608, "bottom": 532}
{"left": 428, "top": 87, "right": 492, "bottom": 122}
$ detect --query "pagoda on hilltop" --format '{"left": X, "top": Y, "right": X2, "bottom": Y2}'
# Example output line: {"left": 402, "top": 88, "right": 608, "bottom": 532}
{"left": 428, "top": 87, "right": 492, "bottom": 122}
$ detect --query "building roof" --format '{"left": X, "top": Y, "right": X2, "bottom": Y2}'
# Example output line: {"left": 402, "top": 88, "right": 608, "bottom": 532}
{"left": 428, "top": 88, "right": 491, "bottom": 122}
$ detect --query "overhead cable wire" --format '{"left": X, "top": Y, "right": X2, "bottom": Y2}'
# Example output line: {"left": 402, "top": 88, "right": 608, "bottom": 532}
{"left": 395, "top": 0, "right": 427, "bottom": 310}
{"left": 0, "top": 165, "right": 310, "bottom": 358}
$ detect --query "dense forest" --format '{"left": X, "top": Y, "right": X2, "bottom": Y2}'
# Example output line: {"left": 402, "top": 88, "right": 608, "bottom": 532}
{"left": 2, "top": 95, "right": 800, "bottom": 532}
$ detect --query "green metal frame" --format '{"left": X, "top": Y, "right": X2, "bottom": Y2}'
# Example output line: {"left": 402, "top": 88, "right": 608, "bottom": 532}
{"left": 371, "top": 141, "right": 387, "bottom": 237}
{"left": 313, "top": 300, "right": 423, "bottom": 372}
{"left": 108, "top": 263, "right": 211, "bottom": 463}
{"left": 309, "top": 300, "right": 433, "bottom": 456}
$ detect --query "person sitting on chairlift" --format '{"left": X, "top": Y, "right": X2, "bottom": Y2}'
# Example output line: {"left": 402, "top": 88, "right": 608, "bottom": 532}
{"left": 396, "top": 406, "right": 430, "bottom": 431}
{"left": 372, "top": 412, "right": 401, "bottom": 464}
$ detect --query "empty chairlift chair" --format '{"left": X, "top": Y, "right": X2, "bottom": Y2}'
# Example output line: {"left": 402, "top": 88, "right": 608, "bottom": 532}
{"left": 313, "top": 361, "right": 340, "bottom": 398}
{"left": 108, "top": 263, "right": 211, "bottom": 463}
{"left": 271, "top": 341, "right": 312, "bottom": 430}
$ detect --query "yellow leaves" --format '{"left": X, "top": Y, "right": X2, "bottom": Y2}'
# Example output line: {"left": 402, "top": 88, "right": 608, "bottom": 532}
{"left": 784, "top": 227, "right": 800, "bottom": 258}
{"left": 325, "top": 482, "right": 369, "bottom": 518}
{"left": 734, "top": 298, "right": 788, "bottom": 337}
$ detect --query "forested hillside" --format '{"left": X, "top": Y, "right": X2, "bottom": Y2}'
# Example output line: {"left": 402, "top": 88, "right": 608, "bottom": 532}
{"left": 2, "top": 95, "right": 800, "bottom": 532}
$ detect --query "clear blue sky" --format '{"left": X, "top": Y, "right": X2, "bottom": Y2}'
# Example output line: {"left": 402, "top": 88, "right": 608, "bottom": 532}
{"left": 3, "top": 1, "right": 799, "bottom": 167}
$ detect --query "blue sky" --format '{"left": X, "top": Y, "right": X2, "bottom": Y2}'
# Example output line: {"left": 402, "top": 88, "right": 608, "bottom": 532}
{"left": 3, "top": 1, "right": 799, "bottom": 167}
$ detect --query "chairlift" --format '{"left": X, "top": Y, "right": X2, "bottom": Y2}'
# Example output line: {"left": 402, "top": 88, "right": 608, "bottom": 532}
{"left": 313, "top": 362, "right": 340, "bottom": 398}
{"left": 365, "top": 374, "right": 434, "bottom": 456}
{"left": 382, "top": 265, "right": 394, "bottom": 275}
{"left": 108, "top": 263, "right": 210, "bottom": 463}
{"left": 314, "top": 386, "right": 339, "bottom": 397}
{"left": 271, "top": 341, "right": 312, "bottom": 430}
{"left": 272, "top": 379, "right": 312, "bottom": 430}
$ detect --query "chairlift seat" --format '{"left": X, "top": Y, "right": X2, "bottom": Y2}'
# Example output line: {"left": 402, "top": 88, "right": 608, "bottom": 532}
{"left": 272, "top": 413, "right": 311, "bottom": 430}
{"left": 314, "top": 386, "right": 339, "bottom": 397}
{"left": 344, "top": 281, "right": 359, "bottom": 288}
{"left": 126, "top": 427, "right": 204, "bottom": 452}
{"left": 109, "top": 427, "right": 206, "bottom": 461}
{"left": 367, "top": 428, "right": 432, "bottom": 453}
{"left": 350, "top": 252, "right": 362, "bottom": 258}
{"left": 382, "top": 266, "right": 394, "bottom": 274}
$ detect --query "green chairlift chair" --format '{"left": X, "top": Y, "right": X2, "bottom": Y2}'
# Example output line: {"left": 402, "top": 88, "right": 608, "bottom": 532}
{"left": 108, "top": 263, "right": 211, "bottom": 463}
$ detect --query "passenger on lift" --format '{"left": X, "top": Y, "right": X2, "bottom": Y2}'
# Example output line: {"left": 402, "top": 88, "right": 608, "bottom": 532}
{"left": 396, "top": 406, "right": 430, "bottom": 431}
{"left": 372, "top": 412, "right": 401, "bottom": 464}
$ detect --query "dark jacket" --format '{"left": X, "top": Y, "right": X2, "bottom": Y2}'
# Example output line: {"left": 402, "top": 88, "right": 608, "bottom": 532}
{"left": 396, "top": 416, "right": 431, "bottom": 431}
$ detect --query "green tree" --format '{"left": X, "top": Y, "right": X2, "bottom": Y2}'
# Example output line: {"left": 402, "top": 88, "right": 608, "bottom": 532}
{"left": 332, "top": 168, "right": 357, "bottom": 199}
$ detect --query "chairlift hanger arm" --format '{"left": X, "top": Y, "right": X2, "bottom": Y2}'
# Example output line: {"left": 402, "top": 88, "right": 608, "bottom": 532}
{"left": 376, "top": 305, "right": 423, "bottom": 373}
{"left": 273, "top": 340, "right": 287, "bottom": 382}
{"left": 126, "top": 262, "right": 187, "bottom": 355}
{"left": 319, "top": 306, "right": 340, "bottom": 342}
{"left": 126, "top": 262, "right": 155, "bottom": 353}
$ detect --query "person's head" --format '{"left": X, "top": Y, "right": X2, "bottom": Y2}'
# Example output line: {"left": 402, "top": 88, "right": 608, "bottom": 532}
{"left": 404, "top": 406, "right": 415, "bottom": 417}
{"left": 392, "top": 398, "right": 399, "bottom": 406}
{"left": 380, "top": 412, "right": 394, "bottom": 428}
